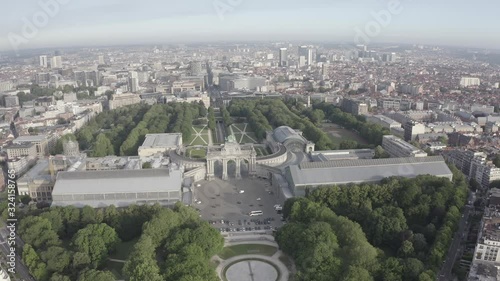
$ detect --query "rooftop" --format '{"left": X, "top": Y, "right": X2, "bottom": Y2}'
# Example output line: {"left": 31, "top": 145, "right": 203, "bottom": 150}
{"left": 273, "top": 126, "right": 306, "bottom": 144}
{"left": 310, "top": 149, "right": 374, "bottom": 162}
{"left": 371, "top": 115, "right": 401, "bottom": 125}
{"left": 383, "top": 135, "right": 422, "bottom": 152}
{"left": 289, "top": 156, "right": 453, "bottom": 186}
{"left": 14, "top": 135, "right": 47, "bottom": 143}
{"left": 140, "top": 133, "right": 182, "bottom": 148}
{"left": 468, "top": 263, "right": 500, "bottom": 281}
{"left": 481, "top": 216, "right": 500, "bottom": 242}
{"left": 86, "top": 156, "right": 141, "bottom": 170}
{"left": 17, "top": 159, "right": 52, "bottom": 183}
{"left": 52, "top": 168, "right": 182, "bottom": 195}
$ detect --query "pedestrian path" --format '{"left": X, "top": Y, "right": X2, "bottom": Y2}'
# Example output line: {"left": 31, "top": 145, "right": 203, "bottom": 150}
{"left": 189, "top": 125, "right": 209, "bottom": 145}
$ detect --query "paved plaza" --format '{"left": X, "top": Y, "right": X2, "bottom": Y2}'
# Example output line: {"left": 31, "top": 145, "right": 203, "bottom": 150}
{"left": 226, "top": 259, "right": 278, "bottom": 281}
{"left": 194, "top": 178, "right": 286, "bottom": 233}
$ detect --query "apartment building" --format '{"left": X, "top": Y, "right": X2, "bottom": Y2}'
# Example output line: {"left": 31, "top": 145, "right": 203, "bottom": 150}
{"left": 377, "top": 98, "right": 401, "bottom": 110}
{"left": 5, "top": 143, "right": 37, "bottom": 160}
{"left": 108, "top": 93, "right": 141, "bottom": 110}
{"left": 469, "top": 192, "right": 500, "bottom": 280}
{"left": 445, "top": 150, "right": 500, "bottom": 189}
{"left": 16, "top": 155, "right": 86, "bottom": 202}
{"left": 13, "top": 135, "right": 53, "bottom": 158}
{"left": 367, "top": 115, "right": 402, "bottom": 130}
{"left": 460, "top": 77, "right": 480, "bottom": 87}
{"left": 382, "top": 135, "right": 428, "bottom": 158}
{"left": 404, "top": 121, "right": 427, "bottom": 142}
{"left": 341, "top": 98, "right": 369, "bottom": 115}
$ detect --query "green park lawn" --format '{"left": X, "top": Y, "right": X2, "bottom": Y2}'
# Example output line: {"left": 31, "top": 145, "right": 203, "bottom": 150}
{"left": 188, "top": 148, "right": 207, "bottom": 159}
{"left": 218, "top": 244, "right": 277, "bottom": 260}
{"left": 321, "top": 123, "right": 369, "bottom": 146}
{"left": 232, "top": 123, "right": 247, "bottom": 132}
{"left": 255, "top": 147, "right": 269, "bottom": 157}
{"left": 240, "top": 133, "right": 258, "bottom": 144}
{"left": 187, "top": 125, "right": 210, "bottom": 146}
{"left": 228, "top": 123, "right": 258, "bottom": 144}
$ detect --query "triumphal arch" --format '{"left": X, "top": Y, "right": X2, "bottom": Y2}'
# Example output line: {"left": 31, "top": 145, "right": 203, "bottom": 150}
{"left": 206, "top": 135, "right": 257, "bottom": 180}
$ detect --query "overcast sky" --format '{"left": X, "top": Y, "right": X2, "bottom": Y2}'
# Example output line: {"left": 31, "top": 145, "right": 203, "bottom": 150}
{"left": 1, "top": 0, "right": 499, "bottom": 52}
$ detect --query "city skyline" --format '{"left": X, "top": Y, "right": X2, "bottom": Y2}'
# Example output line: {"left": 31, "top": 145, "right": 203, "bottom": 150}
{"left": 1, "top": 4, "right": 500, "bottom": 279}
{"left": 1, "top": 0, "right": 500, "bottom": 53}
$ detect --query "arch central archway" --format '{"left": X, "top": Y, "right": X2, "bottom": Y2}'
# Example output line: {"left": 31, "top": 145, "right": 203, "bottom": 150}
{"left": 206, "top": 138, "right": 257, "bottom": 181}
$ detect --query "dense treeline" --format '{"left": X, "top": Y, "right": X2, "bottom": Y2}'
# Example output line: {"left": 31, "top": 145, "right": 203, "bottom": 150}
{"left": 168, "top": 102, "right": 204, "bottom": 144}
{"left": 12, "top": 203, "right": 221, "bottom": 281}
{"left": 17, "top": 85, "right": 56, "bottom": 104}
{"left": 277, "top": 198, "right": 379, "bottom": 281}
{"left": 278, "top": 166, "right": 468, "bottom": 281}
{"left": 76, "top": 102, "right": 206, "bottom": 157}
{"left": 124, "top": 206, "right": 223, "bottom": 281}
{"left": 16, "top": 204, "right": 158, "bottom": 281}
{"left": 228, "top": 99, "right": 335, "bottom": 150}
{"left": 221, "top": 106, "right": 232, "bottom": 127}
{"left": 76, "top": 104, "right": 149, "bottom": 155}
{"left": 16, "top": 85, "right": 99, "bottom": 104}
{"left": 208, "top": 107, "right": 216, "bottom": 131}
{"left": 314, "top": 103, "right": 391, "bottom": 146}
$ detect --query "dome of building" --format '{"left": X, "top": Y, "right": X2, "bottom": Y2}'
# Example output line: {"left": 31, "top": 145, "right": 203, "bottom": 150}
{"left": 273, "top": 126, "right": 306, "bottom": 145}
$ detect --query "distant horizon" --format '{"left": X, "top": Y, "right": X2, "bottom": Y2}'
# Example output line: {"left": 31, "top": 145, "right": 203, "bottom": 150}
{"left": 2, "top": 40, "right": 500, "bottom": 57}
{"left": 1, "top": 0, "right": 500, "bottom": 54}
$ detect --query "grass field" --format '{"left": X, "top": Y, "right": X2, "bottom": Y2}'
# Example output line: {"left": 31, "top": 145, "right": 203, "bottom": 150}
{"left": 229, "top": 123, "right": 258, "bottom": 144}
{"left": 321, "top": 123, "right": 369, "bottom": 146}
{"left": 254, "top": 147, "right": 269, "bottom": 157}
{"left": 233, "top": 123, "right": 247, "bottom": 132}
{"left": 218, "top": 244, "right": 277, "bottom": 260}
{"left": 187, "top": 147, "right": 207, "bottom": 159}
{"left": 110, "top": 238, "right": 138, "bottom": 260}
{"left": 187, "top": 125, "right": 210, "bottom": 146}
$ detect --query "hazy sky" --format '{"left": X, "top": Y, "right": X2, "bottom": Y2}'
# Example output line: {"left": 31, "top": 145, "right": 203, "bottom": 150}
{"left": 1, "top": 0, "right": 499, "bottom": 52}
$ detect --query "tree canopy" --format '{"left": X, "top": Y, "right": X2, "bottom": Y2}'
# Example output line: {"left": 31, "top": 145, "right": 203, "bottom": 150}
{"left": 18, "top": 203, "right": 222, "bottom": 281}
{"left": 75, "top": 102, "right": 204, "bottom": 156}
{"left": 279, "top": 168, "right": 467, "bottom": 281}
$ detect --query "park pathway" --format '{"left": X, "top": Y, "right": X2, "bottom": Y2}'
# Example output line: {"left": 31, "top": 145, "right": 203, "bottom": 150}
{"left": 208, "top": 128, "right": 213, "bottom": 145}
{"left": 108, "top": 258, "right": 126, "bottom": 263}
{"left": 189, "top": 125, "right": 209, "bottom": 145}
{"left": 230, "top": 123, "right": 257, "bottom": 143}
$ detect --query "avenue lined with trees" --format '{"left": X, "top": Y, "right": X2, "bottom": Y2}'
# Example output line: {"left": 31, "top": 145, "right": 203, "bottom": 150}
{"left": 75, "top": 102, "right": 206, "bottom": 157}
{"left": 227, "top": 99, "right": 389, "bottom": 150}
{"left": 228, "top": 99, "right": 335, "bottom": 150}
{"left": 313, "top": 102, "right": 391, "bottom": 146}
